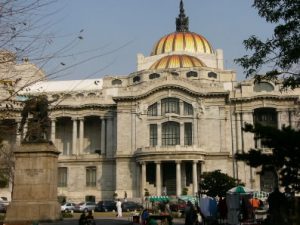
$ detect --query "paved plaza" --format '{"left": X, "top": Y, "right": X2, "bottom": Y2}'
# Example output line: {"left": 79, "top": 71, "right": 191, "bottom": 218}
{"left": 40, "top": 217, "right": 185, "bottom": 225}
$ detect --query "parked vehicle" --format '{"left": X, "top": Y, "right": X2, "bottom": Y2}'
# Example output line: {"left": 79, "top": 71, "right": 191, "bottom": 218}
{"left": 0, "top": 203, "right": 7, "bottom": 213}
{"left": 95, "top": 200, "right": 116, "bottom": 212}
{"left": 121, "top": 201, "right": 143, "bottom": 212}
{"left": 0, "top": 197, "right": 9, "bottom": 206}
{"left": 61, "top": 202, "right": 76, "bottom": 212}
{"left": 74, "top": 202, "right": 96, "bottom": 212}
{"left": 169, "top": 198, "right": 186, "bottom": 212}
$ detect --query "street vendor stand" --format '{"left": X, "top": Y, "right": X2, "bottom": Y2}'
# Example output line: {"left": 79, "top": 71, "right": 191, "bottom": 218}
{"left": 146, "top": 196, "right": 173, "bottom": 225}
{"left": 226, "top": 186, "right": 254, "bottom": 225}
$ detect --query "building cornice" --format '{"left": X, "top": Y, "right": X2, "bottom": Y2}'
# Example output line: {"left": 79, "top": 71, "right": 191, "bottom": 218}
{"left": 113, "top": 84, "right": 229, "bottom": 101}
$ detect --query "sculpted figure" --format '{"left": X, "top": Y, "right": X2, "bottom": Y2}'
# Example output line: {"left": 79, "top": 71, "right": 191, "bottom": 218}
{"left": 196, "top": 98, "right": 206, "bottom": 118}
{"left": 19, "top": 95, "right": 51, "bottom": 142}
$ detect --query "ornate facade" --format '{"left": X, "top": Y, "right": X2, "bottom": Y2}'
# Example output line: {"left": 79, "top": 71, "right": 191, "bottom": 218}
{"left": 1, "top": 1, "right": 299, "bottom": 202}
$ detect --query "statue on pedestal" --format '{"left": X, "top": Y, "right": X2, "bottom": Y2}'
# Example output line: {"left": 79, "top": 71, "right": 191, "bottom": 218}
{"left": 19, "top": 95, "right": 50, "bottom": 142}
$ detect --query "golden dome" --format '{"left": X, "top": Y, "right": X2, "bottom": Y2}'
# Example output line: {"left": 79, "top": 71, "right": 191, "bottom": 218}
{"left": 150, "top": 54, "right": 206, "bottom": 70}
{"left": 151, "top": 31, "right": 214, "bottom": 56}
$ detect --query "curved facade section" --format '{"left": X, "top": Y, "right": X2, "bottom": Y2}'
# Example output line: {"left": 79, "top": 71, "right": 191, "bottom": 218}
{"left": 150, "top": 54, "right": 206, "bottom": 70}
{"left": 151, "top": 32, "right": 214, "bottom": 56}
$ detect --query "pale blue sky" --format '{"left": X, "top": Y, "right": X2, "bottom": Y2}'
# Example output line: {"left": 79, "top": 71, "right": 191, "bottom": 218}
{"left": 42, "top": 0, "right": 275, "bottom": 81}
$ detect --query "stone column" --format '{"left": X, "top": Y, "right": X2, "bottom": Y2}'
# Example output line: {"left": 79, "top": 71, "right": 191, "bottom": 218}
{"left": 180, "top": 122, "right": 184, "bottom": 145}
{"left": 157, "top": 102, "right": 161, "bottom": 116}
{"left": 79, "top": 117, "right": 84, "bottom": 155}
{"left": 157, "top": 123, "right": 162, "bottom": 147}
{"left": 106, "top": 117, "right": 113, "bottom": 157}
{"left": 193, "top": 117, "right": 198, "bottom": 146}
{"left": 243, "top": 112, "right": 254, "bottom": 149}
{"left": 16, "top": 119, "right": 22, "bottom": 145}
{"left": 193, "top": 160, "right": 198, "bottom": 195}
{"left": 101, "top": 117, "right": 106, "bottom": 155}
{"left": 179, "top": 100, "right": 184, "bottom": 115}
{"left": 220, "top": 107, "right": 226, "bottom": 152}
{"left": 277, "top": 111, "right": 282, "bottom": 129}
{"left": 141, "top": 162, "right": 146, "bottom": 197}
{"left": 50, "top": 118, "right": 56, "bottom": 144}
{"left": 72, "top": 118, "right": 77, "bottom": 155}
{"left": 22, "top": 121, "right": 28, "bottom": 140}
{"left": 176, "top": 160, "right": 182, "bottom": 197}
{"left": 155, "top": 161, "right": 161, "bottom": 196}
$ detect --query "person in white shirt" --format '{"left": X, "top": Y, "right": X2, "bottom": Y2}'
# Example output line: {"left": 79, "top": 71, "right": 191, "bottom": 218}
{"left": 116, "top": 199, "right": 122, "bottom": 217}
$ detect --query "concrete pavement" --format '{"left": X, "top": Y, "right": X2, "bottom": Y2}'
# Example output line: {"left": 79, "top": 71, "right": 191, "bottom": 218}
{"left": 40, "top": 217, "right": 185, "bottom": 225}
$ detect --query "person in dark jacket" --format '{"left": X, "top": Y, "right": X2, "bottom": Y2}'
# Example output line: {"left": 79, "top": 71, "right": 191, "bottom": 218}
{"left": 79, "top": 212, "right": 86, "bottom": 225}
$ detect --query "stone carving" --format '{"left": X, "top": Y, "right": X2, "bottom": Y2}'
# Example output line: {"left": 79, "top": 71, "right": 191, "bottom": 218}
{"left": 25, "top": 169, "right": 44, "bottom": 177}
{"left": 19, "top": 95, "right": 51, "bottom": 143}
{"left": 136, "top": 101, "right": 147, "bottom": 119}
{"left": 196, "top": 98, "right": 206, "bottom": 118}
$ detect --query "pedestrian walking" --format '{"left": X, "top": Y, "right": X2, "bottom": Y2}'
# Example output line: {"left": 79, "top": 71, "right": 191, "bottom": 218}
{"left": 116, "top": 199, "right": 122, "bottom": 217}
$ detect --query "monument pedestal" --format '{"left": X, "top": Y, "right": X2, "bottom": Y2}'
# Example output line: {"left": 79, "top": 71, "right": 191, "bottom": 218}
{"left": 4, "top": 142, "right": 61, "bottom": 223}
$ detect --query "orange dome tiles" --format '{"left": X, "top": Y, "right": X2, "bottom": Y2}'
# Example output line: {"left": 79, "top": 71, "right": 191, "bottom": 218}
{"left": 151, "top": 32, "right": 213, "bottom": 56}
{"left": 150, "top": 54, "right": 206, "bottom": 70}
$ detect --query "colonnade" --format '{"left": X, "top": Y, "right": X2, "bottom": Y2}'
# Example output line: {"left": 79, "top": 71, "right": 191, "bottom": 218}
{"left": 140, "top": 160, "right": 201, "bottom": 197}
{"left": 49, "top": 116, "right": 114, "bottom": 155}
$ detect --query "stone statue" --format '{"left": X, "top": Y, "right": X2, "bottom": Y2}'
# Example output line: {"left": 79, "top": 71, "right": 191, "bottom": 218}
{"left": 196, "top": 98, "right": 206, "bottom": 118}
{"left": 136, "top": 101, "right": 147, "bottom": 119}
{"left": 19, "top": 95, "right": 51, "bottom": 143}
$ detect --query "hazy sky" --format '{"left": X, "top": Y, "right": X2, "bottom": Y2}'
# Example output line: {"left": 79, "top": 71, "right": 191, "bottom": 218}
{"left": 43, "top": 0, "right": 275, "bottom": 81}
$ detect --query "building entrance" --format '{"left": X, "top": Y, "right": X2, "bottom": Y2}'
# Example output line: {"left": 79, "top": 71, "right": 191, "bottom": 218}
{"left": 162, "top": 162, "right": 176, "bottom": 195}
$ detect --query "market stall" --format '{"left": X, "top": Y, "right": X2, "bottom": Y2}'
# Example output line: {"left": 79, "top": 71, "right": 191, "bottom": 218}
{"left": 226, "top": 186, "right": 254, "bottom": 225}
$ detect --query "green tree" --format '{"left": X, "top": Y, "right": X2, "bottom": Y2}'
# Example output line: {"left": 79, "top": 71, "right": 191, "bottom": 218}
{"left": 235, "top": 0, "right": 300, "bottom": 89}
{"left": 199, "top": 170, "right": 240, "bottom": 197}
{"left": 236, "top": 123, "right": 300, "bottom": 193}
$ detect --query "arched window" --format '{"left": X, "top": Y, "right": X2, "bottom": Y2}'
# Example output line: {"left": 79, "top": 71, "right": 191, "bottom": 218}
{"left": 149, "top": 73, "right": 160, "bottom": 80}
{"left": 161, "top": 98, "right": 179, "bottom": 115}
{"left": 63, "top": 94, "right": 72, "bottom": 98}
{"left": 162, "top": 122, "right": 180, "bottom": 146}
{"left": 87, "top": 93, "right": 96, "bottom": 97}
{"left": 253, "top": 82, "right": 274, "bottom": 92}
{"left": 171, "top": 72, "right": 179, "bottom": 76}
{"left": 184, "top": 102, "right": 193, "bottom": 115}
{"left": 148, "top": 103, "right": 158, "bottom": 116}
{"left": 186, "top": 71, "right": 198, "bottom": 78}
{"left": 112, "top": 79, "right": 122, "bottom": 85}
{"left": 133, "top": 76, "right": 141, "bottom": 83}
{"left": 208, "top": 72, "right": 217, "bottom": 79}
{"left": 76, "top": 93, "right": 84, "bottom": 98}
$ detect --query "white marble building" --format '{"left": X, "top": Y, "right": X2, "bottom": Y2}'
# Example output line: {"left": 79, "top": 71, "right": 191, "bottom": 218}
{"left": 0, "top": 1, "right": 299, "bottom": 203}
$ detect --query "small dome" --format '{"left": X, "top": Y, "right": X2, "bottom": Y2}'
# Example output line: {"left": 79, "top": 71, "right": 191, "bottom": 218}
{"left": 150, "top": 54, "right": 206, "bottom": 70}
{"left": 151, "top": 31, "right": 213, "bottom": 56}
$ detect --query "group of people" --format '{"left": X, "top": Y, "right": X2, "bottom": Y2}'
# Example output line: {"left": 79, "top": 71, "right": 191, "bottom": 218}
{"left": 141, "top": 202, "right": 173, "bottom": 225}
{"left": 184, "top": 201, "right": 202, "bottom": 225}
{"left": 78, "top": 211, "right": 96, "bottom": 225}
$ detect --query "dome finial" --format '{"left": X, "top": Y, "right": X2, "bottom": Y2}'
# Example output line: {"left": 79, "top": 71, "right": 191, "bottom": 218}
{"left": 176, "top": 0, "right": 189, "bottom": 32}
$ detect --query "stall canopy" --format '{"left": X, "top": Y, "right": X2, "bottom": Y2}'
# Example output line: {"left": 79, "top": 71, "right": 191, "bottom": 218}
{"left": 226, "top": 186, "right": 254, "bottom": 225}
{"left": 149, "top": 196, "right": 170, "bottom": 202}
{"left": 227, "top": 186, "right": 254, "bottom": 194}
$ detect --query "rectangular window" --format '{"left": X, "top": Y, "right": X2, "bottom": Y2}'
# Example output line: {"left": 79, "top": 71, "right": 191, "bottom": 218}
{"left": 184, "top": 102, "right": 193, "bottom": 115}
{"left": 150, "top": 124, "right": 157, "bottom": 146}
{"left": 161, "top": 98, "right": 179, "bottom": 115}
{"left": 162, "top": 122, "right": 180, "bottom": 146}
{"left": 184, "top": 123, "right": 193, "bottom": 145}
{"left": 58, "top": 167, "right": 68, "bottom": 187}
{"left": 86, "top": 166, "right": 96, "bottom": 187}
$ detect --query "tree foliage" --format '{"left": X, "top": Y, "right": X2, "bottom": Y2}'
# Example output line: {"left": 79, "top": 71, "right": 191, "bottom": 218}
{"left": 235, "top": 0, "right": 300, "bottom": 89}
{"left": 236, "top": 123, "right": 300, "bottom": 193}
{"left": 199, "top": 170, "right": 240, "bottom": 197}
